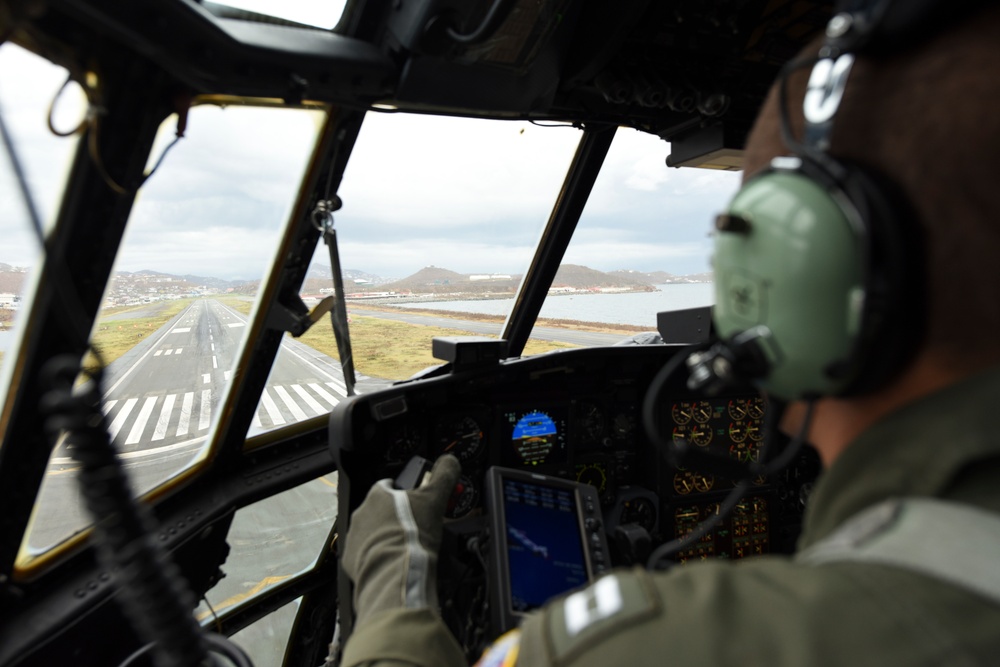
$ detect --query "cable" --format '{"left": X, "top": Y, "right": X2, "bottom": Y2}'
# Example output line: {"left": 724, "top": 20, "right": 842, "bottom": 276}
{"left": 41, "top": 358, "right": 213, "bottom": 667}
{"left": 444, "top": 0, "right": 519, "bottom": 45}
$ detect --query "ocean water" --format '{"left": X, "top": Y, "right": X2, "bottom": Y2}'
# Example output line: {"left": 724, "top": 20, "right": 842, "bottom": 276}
{"left": 386, "top": 283, "right": 714, "bottom": 328}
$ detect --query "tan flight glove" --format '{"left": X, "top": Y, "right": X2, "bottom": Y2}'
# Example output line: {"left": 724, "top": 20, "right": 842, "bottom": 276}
{"left": 341, "top": 455, "right": 461, "bottom": 626}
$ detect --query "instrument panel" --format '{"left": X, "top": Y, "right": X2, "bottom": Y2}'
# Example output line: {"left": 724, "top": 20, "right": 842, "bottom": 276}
{"left": 332, "top": 344, "right": 817, "bottom": 556}
{"left": 329, "top": 344, "right": 818, "bottom": 653}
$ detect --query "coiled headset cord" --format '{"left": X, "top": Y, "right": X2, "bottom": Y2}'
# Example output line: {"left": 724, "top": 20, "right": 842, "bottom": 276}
{"left": 41, "top": 356, "right": 252, "bottom": 667}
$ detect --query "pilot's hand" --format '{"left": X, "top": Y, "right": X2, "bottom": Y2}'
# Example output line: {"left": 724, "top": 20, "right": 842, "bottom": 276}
{"left": 342, "top": 455, "right": 461, "bottom": 626}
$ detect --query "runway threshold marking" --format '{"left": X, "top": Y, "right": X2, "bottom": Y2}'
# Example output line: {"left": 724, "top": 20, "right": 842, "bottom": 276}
{"left": 291, "top": 384, "right": 326, "bottom": 414}
{"left": 177, "top": 392, "right": 193, "bottom": 436}
{"left": 274, "top": 386, "right": 308, "bottom": 422}
{"left": 152, "top": 394, "right": 176, "bottom": 441}
{"left": 125, "top": 397, "right": 158, "bottom": 445}
{"left": 199, "top": 389, "right": 212, "bottom": 430}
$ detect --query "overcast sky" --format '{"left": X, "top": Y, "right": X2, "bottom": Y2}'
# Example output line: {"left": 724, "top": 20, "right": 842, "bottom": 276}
{"left": 0, "top": 2, "right": 742, "bottom": 283}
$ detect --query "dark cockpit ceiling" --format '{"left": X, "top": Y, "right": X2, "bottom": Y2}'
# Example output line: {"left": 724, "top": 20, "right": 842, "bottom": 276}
{"left": 14, "top": 0, "right": 834, "bottom": 159}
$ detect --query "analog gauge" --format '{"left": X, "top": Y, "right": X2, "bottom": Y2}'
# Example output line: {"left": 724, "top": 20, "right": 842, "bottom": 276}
{"left": 729, "top": 441, "right": 759, "bottom": 463}
{"left": 673, "top": 471, "right": 695, "bottom": 495}
{"left": 576, "top": 462, "right": 608, "bottom": 493}
{"left": 673, "top": 424, "right": 711, "bottom": 447}
{"left": 747, "top": 397, "right": 766, "bottom": 420}
{"left": 690, "top": 424, "right": 712, "bottom": 447}
{"left": 747, "top": 418, "right": 764, "bottom": 442}
{"left": 385, "top": 424, "right": 420, "bottom": 462}
{"left": 675, "top": 505, "right": 700, "bottom": 527}
{"left": 578, "top": 403, "right": 605, "bottom": 443}
{"left": 693, "top": 474, "right": 715, "bottom": 493}
{"left": 753, "top": 473, "right": 768, "bottom": 486}
{"left": 446, "top": 475, "right": 478, "bottom": 519}
{"left": 671, "top": 402, "right": 693, "bottom": 425}
{"left": 619, "top": 496, "right": 657, "bottom": 532}
{"left": 728, "top": 421, "right": 748, "bottom": 443}
{"left": 673, "top": 471, "right": 714, "bottom": 495}
{"left": 612, "top": 413, "right": 635, "bottom": 440}
{"left": 691, "top": 401, "right": 713, "bottom": 424}
{"left": 728, "top": 399, "right": 748, "bottom": 421}
{"left": 437, "top": 416, "right": 485, "bottom": 462}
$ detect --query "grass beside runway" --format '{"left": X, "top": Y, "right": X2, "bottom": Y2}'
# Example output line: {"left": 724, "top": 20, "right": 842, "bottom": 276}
{"left": 82, "top": 299, "right": 195, "bottom": 374}
{"left": 296, "top": 315, "right": 578, "bottom": 381}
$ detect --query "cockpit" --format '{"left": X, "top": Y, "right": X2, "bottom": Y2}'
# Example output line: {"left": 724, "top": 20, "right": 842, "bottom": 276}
{"left": 0, "top": 1, "right": 833, "bottom": 665}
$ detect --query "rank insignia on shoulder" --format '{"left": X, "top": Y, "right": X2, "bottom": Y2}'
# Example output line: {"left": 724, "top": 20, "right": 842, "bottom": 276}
{"left": 546, "top": 572, "right": 660, "bottom": 663}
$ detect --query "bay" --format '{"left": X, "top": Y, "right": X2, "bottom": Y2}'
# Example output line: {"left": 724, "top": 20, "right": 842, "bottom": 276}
{"left": 385, "top": 283, "right": 714, "bottom": 328}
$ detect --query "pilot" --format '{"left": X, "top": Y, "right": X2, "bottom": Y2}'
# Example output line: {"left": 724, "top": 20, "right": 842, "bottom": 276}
{"left": 339, "top": 2, "right": 1000, "bottom": 665}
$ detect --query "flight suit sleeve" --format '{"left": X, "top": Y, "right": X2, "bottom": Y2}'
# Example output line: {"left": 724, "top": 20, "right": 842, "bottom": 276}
{"left": 340, "top": 608, "right": 468, "bottom": 667}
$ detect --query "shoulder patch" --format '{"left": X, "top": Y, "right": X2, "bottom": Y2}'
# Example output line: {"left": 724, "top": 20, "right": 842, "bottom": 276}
{"left": 545, "top": 571, "right": 661, "bottom": 663}
{"left": 476, "top": 629, "right": 521, "bottom": 667}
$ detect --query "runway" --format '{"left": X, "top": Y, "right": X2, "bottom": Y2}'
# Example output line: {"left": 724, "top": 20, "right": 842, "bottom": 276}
{"left": 28, "top": 299, "right": 375, "bottom": 553}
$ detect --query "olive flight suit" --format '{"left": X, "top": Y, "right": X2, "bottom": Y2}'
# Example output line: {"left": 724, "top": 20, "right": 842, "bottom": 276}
{"left": 342, "top": 365, "right": 1000, "bottom": 667}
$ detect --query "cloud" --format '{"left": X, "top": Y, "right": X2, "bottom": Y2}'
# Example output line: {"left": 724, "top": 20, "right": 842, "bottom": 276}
{"left": 2, "top": 44, "right": 744, "bottom": 285}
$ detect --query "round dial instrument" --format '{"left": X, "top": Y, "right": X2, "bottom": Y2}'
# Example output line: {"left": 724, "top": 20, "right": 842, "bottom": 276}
{"left": 437, "top": 416, "right": 485, "bottom": 462}
{"left": 446, "top": 475, "right": 479, "bottom": 519}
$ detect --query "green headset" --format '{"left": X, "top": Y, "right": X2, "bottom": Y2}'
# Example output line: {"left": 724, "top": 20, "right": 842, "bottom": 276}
{"left": 706, "top": 0, "right": 986, "bottom": 401}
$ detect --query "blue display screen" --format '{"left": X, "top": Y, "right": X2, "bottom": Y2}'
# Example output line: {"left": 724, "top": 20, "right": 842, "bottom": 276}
{"left": 503, "top": 478, "right": 587, "bottom": 611}
{"left": 507, "top": 409, "right": 567, "bottom": 466}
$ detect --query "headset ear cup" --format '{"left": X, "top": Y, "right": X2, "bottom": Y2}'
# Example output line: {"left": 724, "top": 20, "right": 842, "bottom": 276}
{"left": 712, "top": 157, "right": 925, "bottom": 400}
{"left": 834, "top": 161, "right": 926, "bottom": 395}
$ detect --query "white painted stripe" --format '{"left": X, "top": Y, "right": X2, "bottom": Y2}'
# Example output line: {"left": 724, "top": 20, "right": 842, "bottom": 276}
{"left": 154, "top": 350, "right": 163, "bottom": 357}
{"left": 199, "top": 389, "right": 211, "bottom": 430}
{"left": 224, "top": 370, "right": 233, "bottom": 381}
{"left": 212, "top": 356, "right": 218, "bottom": 369}
{"left": 171, "top": 327, "right": 191, "bottom": 333}
{"left": 177, "top": 392, "right": 193, "bottom": 436}
{"left": 103, "top": 303, "right": 198, "bottom": 398}
{"left": 211, "top": 343, "right": 215, "bottom": 352}
{"left": 308, "top": 383, "right": 340, "bottom": 407}
{"left": 274, "top": 385, "right": 308, "bottom": 422}
{"left": 210, "top": 334, "right": 213, "bottom": 341}
{"left": 326, "top": 379, "right": 348, "bottom": 395}
{"left": 126, "top": 396, "right": 158, "bottom": 445}
{"left": 107, "top": 398, "right": 138, "bottom": 441}
{"left": 202, "top": 373, "right": 210, "bottom": 384}
{"left": 165, "top": 349, "right": 173, "bottom": 356}
{"left": 103, "top": 400, "right": 118, "bottom": 415}
{"left": 251, "top": 408, "right": 262, "bottom": 428}
{"left": 175, "top": 348, "right": 182, "bottom": 355}
{"left": 228, "top": 322, "right": 245, "bottom": 328}
{"left": 260, "top": 389, "right": 285, "bottom": 426}
{"left": 152, "top": 394, "right": 175, "bottom": 441}
{"left": 51, "top": 434, "right": 207, "bottom": 465}
{"left": 292, "top": 384, "right": 326, "bottom": 414}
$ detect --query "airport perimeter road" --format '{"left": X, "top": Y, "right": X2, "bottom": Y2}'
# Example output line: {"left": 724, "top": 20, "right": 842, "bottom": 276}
{"left": 28, "top": 299, "right": 376, "bottom": 552}
{"left": 348, "top": 307, "right": 634, "bottom": 347}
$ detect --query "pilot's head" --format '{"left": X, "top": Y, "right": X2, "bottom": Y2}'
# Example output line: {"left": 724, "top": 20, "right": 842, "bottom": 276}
{"left": 710, "top": 3, "right": 1000, "bottom": 460}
